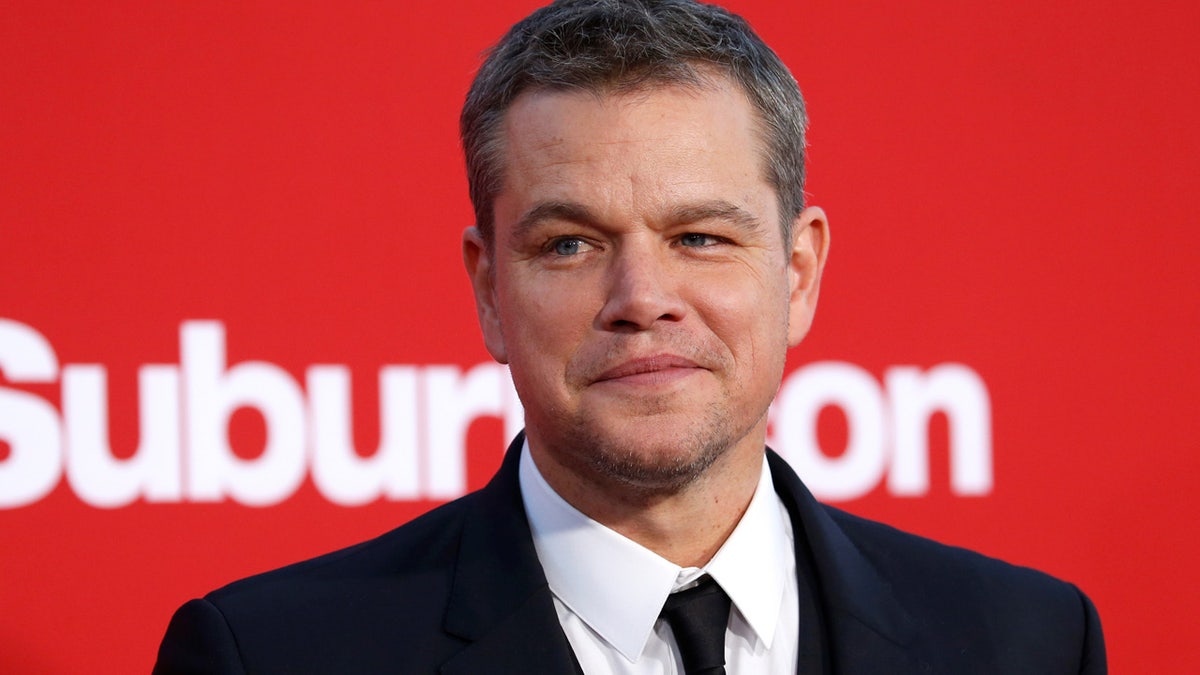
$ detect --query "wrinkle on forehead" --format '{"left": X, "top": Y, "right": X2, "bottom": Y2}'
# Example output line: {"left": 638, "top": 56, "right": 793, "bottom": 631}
{"left": 502, "top": 75, "right": 756, "bottom": 166}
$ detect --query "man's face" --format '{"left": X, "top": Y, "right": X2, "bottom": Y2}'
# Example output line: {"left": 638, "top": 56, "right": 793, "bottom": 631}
{"left": 464, "top": 77, "right": 827, "bottom": 496}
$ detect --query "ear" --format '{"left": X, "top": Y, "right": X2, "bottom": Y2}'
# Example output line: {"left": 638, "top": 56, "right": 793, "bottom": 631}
{"left": 786, "top": 206, "right": 830, "bottom": 346}
{"left": 462, "top": 226, "right": 509, "bottom": 363}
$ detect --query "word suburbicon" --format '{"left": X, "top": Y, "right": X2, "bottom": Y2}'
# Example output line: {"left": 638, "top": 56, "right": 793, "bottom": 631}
{"left": 0, "top": 319, "right": 992, "bottom": 509}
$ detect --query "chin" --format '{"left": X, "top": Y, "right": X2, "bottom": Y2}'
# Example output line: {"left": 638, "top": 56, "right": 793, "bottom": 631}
{"left": 571, "top": 415, "right": 737, "bottom": 494}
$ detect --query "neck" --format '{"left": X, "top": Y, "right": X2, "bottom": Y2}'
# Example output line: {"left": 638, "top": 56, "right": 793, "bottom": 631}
{"left": 529, "top": 435, "right": 764, "bottom": 568}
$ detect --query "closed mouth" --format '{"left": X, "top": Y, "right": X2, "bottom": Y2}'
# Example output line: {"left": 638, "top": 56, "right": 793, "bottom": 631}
{"left": 593, "top": 354, "right": 704, "bottom": 383}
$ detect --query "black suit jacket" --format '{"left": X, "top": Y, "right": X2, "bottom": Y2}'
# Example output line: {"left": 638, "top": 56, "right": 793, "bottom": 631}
{"left": 154, "top": 435, "right": 1106, "bottom": 673}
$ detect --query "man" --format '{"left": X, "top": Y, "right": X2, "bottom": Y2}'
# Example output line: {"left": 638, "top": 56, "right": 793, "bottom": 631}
{"left": 155, "top": 0, "right": 1106, "bottom": 673}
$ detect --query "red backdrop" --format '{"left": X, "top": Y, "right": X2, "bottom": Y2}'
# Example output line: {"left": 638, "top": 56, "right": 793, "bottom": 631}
{"left": 2, "top": 1, "right": 1197, "bottom": 672}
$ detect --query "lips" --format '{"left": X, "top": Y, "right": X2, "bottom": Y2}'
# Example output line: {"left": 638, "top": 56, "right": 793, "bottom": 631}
{"left": 593, "top": 354, "right": 704, "bottom": 383}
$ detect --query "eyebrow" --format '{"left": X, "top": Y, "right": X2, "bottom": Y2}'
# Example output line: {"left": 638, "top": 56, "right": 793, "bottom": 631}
{"left": 512, "top": 201, "right": 599, "bottom": 241}
{"left": 666, "top": 200, "right": 764, "bottom": 233}
{"left": 510, "top": 198, "right": 765, "bottom": 240}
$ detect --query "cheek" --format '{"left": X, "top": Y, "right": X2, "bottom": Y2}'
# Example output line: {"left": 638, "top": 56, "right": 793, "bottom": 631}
{"left": 695, "top": 273, "right": 791, "bottom": 364}
{"left": 499, "top": 272, "right": 594, "bottom": 355}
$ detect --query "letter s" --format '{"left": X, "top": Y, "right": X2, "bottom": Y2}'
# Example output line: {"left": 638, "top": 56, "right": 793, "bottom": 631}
{"left": 0, "top": 319, "right": 63, "bottom": 508}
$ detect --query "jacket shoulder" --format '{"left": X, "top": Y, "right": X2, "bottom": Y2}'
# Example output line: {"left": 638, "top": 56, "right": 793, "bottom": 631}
{"left": 156, "top": 494, "right": 481, "bottom": 674}
{"left": 211, "top": 492, "right": 476, "bottom": 602}
{"left": 822, "top": 504, "right": 1106, "bottom": 672}
{"left": 825, "top": 504, "right": 1074, "bottom": 596}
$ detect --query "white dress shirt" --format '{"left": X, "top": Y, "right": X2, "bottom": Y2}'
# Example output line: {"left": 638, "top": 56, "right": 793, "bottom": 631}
{"left": 519, "top": 443, "right": 800, "bottom": 674}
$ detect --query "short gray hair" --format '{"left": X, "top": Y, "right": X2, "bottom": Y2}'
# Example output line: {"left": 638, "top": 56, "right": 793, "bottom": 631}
{"left": 460, "top": 0, "right": 808, "bottom": 246}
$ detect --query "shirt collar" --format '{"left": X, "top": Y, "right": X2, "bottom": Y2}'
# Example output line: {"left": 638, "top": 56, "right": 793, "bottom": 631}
{"left": 704, "top": 455, "right": 792, "bottom": 649}
{"left": 519, "top": 441, "right": 791, "bottom": 663}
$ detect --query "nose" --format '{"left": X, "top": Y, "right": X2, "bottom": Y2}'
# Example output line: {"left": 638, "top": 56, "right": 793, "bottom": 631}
{"left": 595, "top": 242, "right": 687, "bottom": 332}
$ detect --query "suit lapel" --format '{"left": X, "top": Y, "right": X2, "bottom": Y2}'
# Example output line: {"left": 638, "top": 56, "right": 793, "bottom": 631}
{"left": 767, "top": 450, "right": 930, "bottom": 674}
{"left": 440, "top": 434, "right": 582, "bottom": 675}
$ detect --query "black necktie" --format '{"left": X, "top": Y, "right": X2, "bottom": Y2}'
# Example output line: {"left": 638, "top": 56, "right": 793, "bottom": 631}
{"left": 659, "top": 575, "right": 731, "bottom": 675}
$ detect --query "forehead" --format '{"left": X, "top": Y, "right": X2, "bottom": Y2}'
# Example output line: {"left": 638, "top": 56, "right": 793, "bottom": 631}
{"left": 503, "top": 77, "right": 762, "bottom": 167}
{"left": 495, "top": 79, "right": 775, "bottom": 225}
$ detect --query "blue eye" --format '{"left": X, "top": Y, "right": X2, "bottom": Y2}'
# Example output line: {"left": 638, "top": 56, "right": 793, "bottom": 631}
{"left": 680, "top": 233, "right": 714, "bottom": 247}
{"left": 552, "top": 238, "right": 584, "bottom": 255}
